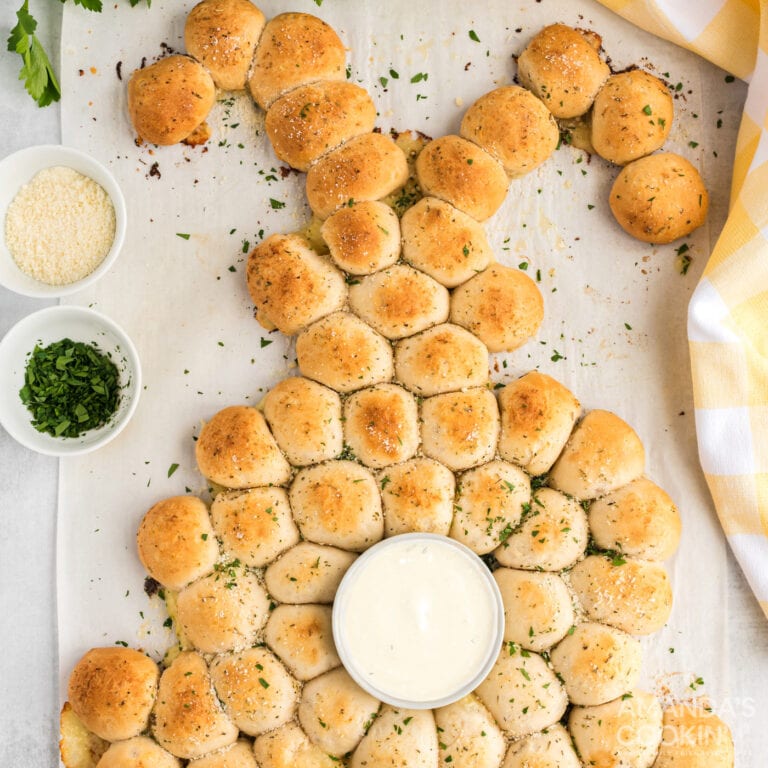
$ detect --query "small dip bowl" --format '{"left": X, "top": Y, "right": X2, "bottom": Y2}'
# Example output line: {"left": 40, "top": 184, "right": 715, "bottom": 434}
{"left": 332, "top": 533, "right": 504, "bottom": 709}
{"left": 0, "top": 144, "right": 127, "bottom": 298}
{"left": 0, "top": 305, "right": 141, "bottom": 456}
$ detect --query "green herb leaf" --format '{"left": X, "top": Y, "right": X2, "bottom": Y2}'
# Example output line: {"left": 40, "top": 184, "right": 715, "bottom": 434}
{"left": 167, "top": 463, "right": 179, "bottom": 478}
{"left": 468, "top": 30, "right": 480, "bottom": 42}
{"left": 176, "top": 233, "right": 190, "bottom": 240}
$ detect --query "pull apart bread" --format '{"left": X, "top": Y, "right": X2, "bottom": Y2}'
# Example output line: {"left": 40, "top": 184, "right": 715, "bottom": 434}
{"left": 62, "top": 3, "right": 731, "bottom": 768}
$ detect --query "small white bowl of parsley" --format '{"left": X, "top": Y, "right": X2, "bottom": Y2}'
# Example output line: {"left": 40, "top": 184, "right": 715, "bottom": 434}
{"left": 0, "top": 305, "right": 141, "bottom": 455}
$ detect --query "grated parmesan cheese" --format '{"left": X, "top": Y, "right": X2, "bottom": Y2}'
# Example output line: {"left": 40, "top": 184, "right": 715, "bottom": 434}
{"left": 5, "top": 166, "right": 116, "bottom": 286}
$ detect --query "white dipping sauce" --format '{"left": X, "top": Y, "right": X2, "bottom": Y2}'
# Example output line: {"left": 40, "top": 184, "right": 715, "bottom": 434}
{"left": 333, "top": 534, "right": 502, "bottom": 705}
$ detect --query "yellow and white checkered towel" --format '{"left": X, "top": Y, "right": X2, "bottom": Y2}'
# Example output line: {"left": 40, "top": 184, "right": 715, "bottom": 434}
{"left": 600, "top": 0, "right": 768, "bottom": 618}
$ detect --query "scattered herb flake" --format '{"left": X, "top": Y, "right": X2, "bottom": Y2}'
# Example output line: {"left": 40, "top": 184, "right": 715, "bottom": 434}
{"left": 176, "top": 233, "right": 190, "bottom": 240}
{"left": 468, "top": 30, "right": 480, "bottom": 42}
{"left": 167, "top": 463, "right": 179, "bottom": 478}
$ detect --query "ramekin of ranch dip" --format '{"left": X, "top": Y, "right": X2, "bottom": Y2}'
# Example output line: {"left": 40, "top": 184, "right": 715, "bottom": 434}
{"left": 332, "top": 533, "right": 504, "bottom": 709}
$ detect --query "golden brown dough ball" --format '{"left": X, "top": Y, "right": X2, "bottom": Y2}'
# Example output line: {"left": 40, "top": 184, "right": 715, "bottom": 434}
{"left": 175, "top": 566, "right": 270, "bottom": 653}
{"left": 589, "top": 477, "right": 682, "bottom": 561}
{"left": 348, "top": 264, "right": 450, "bottom": 340}
{"left": 306, "top": 133, "right": 409, "bottom": 219}
{"left": 568, "top": 690, "right": 663, "bottom": 768}
{"left": 494, "top": 487, "right": 588, "bottom": 571}
{"left": 96, "top": 736, "right": 180, "bottom": 768}
{"left": 653, "top": 704, "right": 734, "bottom": 768}
{"left": 210, "top": 647, "right": 298, "bottom": 736}
{"left": 246, "top": 233, "right": 347, "bottom": 336}
{"left": 434, "top": 694, "right": 506, "bottom": 768}
{"left": 415, "top": 135, "right": 509, "bottom": 221}
{"left": 152, "top": 652, "right": 238, "bottom": 760}
{"left": 266, "top": 82, "right": 377, "bottom": 172}
{"left": 517, "top": 24, "right": 610, "bottom": 119}
{"left": 450, "top": 265, "right": 544, "bottom": 353}
{"left": 321, "top": 200, "right": 401, "bottom": 275}
{"left": 609, "top": 152, "right": 709, "bottom": 243}
{"left": 549, "top": 409, "right": 645, "bottom": 499}
{"left": 289, "top": 460, "right": 384, "bottom": 551}
{"left": 569, "top": 555, "right": 673, "bottom": 635}
{"left": 184, "top": 0, "right": 265, "bottom": 91}
{"left": 210, "top": 487, "right": 299, "bottom": 567}
{"left": 67, "top": 647, "right": 159, "bottom": 742}
{"left": 296, "top": 311, "right": 394, "bottom": 393}
{"left": 264, "top": 604, "right": 340, "bottom": 681}
{"left": 420, "top": 387, "right": 500, "bottom": 472}
{"left": 343, "top": 384, "right": 420, "bottom": 468}
{"left": 187, "top": 740, "right": 257, "bottom": 768}
{"left": 195, "top": 405, "right": 291, "bottom": 490}
{"left": 394, "top": 323, "right": 489, "bottom": 397}
{"left": 400, "top": 197, "right": 494, "bottom": 288}
{"left": 137, "top": 495, "right": 218, "bottom": 590}
{"left": 501, "top": 724, "right": 581, "bottom": 768}
{"left": 591, "top": 70, "right": 673, "bottom": 165}
{"left": 262, "top": 376, "right": 343, "bottom": 467}
{"left": 549, "top": 622, "right": 642, "bottom": 706}
{"left": 497, "top": 371, "right": 581, "bottom": 476}
{"left": 460, "top": 86, "right": 559, "bottom": 177}
{"left": 127, "top": 55, "right": 215, "bottom": 146}
{"left": 449, "top": 460, "right": 531, "bottom": 555}
{"left": 379, "top": 457, "right": 456, "bottom": 536}
{"left": 254, "top": 722, "right": 340, "bottom": 768}
{"left": 248, "top": 12, "right": 346, "bottom": 109}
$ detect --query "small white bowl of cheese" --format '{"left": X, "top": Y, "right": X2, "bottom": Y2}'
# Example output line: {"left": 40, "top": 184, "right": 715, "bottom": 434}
{"left": 0, "top": 144, "right": 127, "bottom": 298}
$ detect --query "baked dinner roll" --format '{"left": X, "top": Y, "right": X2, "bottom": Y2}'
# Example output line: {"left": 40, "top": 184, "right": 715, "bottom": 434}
{"left": 296, "top": 311, "right": 394, "bottom": 393}
{"left": 67, "top": 647, "right": 159, "bottom": 742}
{"left": 264, "top": 604, "right": 340, "bottom": 681}
{"left": 187, "top": 740, "right": 256, "bottom": 768}
{"left": 569, "top": 555, "right": 673, "bottom": 635}
{"left": 460, "top": 85, "right": 559, "bottom": 177}
{"left": 379, "top": 457, "right": 455, "bottom": 536}
{"left": 653, "top": 703, "right": 734, "bottom": 768}
{"left": 450, "top": 460, "right": 531, "bottom": 554}
{"left": 127, "top": 55, "right": 215, "bottom": 146}
{"left": 549, "top": 409, "right": 645, "bottom": 499}
{"left": 609, "top": 152, "right": 709, "bottom": 243}
{"left": 265, "top": 542, "right": 357, "bottom": 604}
{"left": 96, "top": 736, "right": 180, "bottom": 768}
{"left": 394, "top": 323, "right": 489, "bottom": 397}
{"left": 400, "top": 197, "right": 493, "bottom": 288}
{"left": 420, "top": 388, "right": 500, "bottom": 472}
{"left": 321, "top": 200, "right": 401, "bottom": 275}
{"left": 248, "top": 12, "right": 346, "bottom": 109}
{"left": 246, "top": 233, "right": 347, "bottom": 336}
{"left": 343, "top": 384, "right": 420, "bottom": 468}
{"left": 501, "top": 724, "right": 581, "bottom": 768}
{"left": 494, "top": 487, "right": 588, "bottom": 571}
{"left": 184, "top": 0, "right": 265, "bottom": 91}
{"left": 434, "top": 694, "right": 506, "bottom": 768}
{"left": 475, "top": 645, "right": 568, "bottom": 738}
{"left": 591, "top": 70, "right": 673, "bottom": 165}
{"left": 569, "top": 690, "right": 663, "bottom": 768}
{"left": 253, "top": 722, "right": 339, "bottom": 768}
{"left": 451, "top": 265, "right": 544, "bottom": 353}
{"left": 415, "top": 135, "right": 509, "bottom": 221}
{"left": 59, "top": 702, "right": 109, "bottom": 768}
{"left": 289, "top": 460, "right": 384, "bottom": 550}
{"left": 262, "top": 377, "right": 343, "bottom": 466}
{"left": 137, "top": 495, "right": 218, "bottom": 590}
{"left": 348, "top": 264, "right": 450, "bottom": 340}
{"left": 266, "top": 81, "right": 377, "bottom": 172}
{"left": 175, "top": 567, "right": 270, "bottom": 653}
{"left": 306, "top": 133, "right": 409, "bottom": 219}
{"left": 497, "top": 371, "right": 581, "bottom": 476}
{"left": 210, "top": 647, "right": 298, "bottom": 736}
{"left": 349, "top": 706, "right": 438, "bottom": 768}
{"left": 153, "top": 652, "right": 238, "bottom": 760}
{"left": 494, "top": 568, "right": 574, "bottom": 652}
{"left": 589, "top": 477, "right": 682, "bottom": 561}
{"left": 550, "top": 622, "right": 642, "bottom": 706}
{"left": 211, "top": 487, "right": 299, "bottom": 567}
{"left": 298, "top": 667, "right": 381, "bottom": 756}
{"left": 196, "top": 405, "right": 291, "bottom": 490}
{"left": 517, "top": 24, "right": 610, "bottom": 119}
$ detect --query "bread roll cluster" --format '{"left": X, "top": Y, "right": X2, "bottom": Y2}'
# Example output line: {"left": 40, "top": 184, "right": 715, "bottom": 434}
{"left": 63, "top": 4, "right": 731, "bottom": 767}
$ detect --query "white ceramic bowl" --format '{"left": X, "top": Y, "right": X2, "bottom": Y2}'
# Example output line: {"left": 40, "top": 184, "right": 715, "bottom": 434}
{"left": 0, "top": 306, "right": 141, "bottom": 456}
{"left": 0, "top": 144, "right": 127, "bottom": 298}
